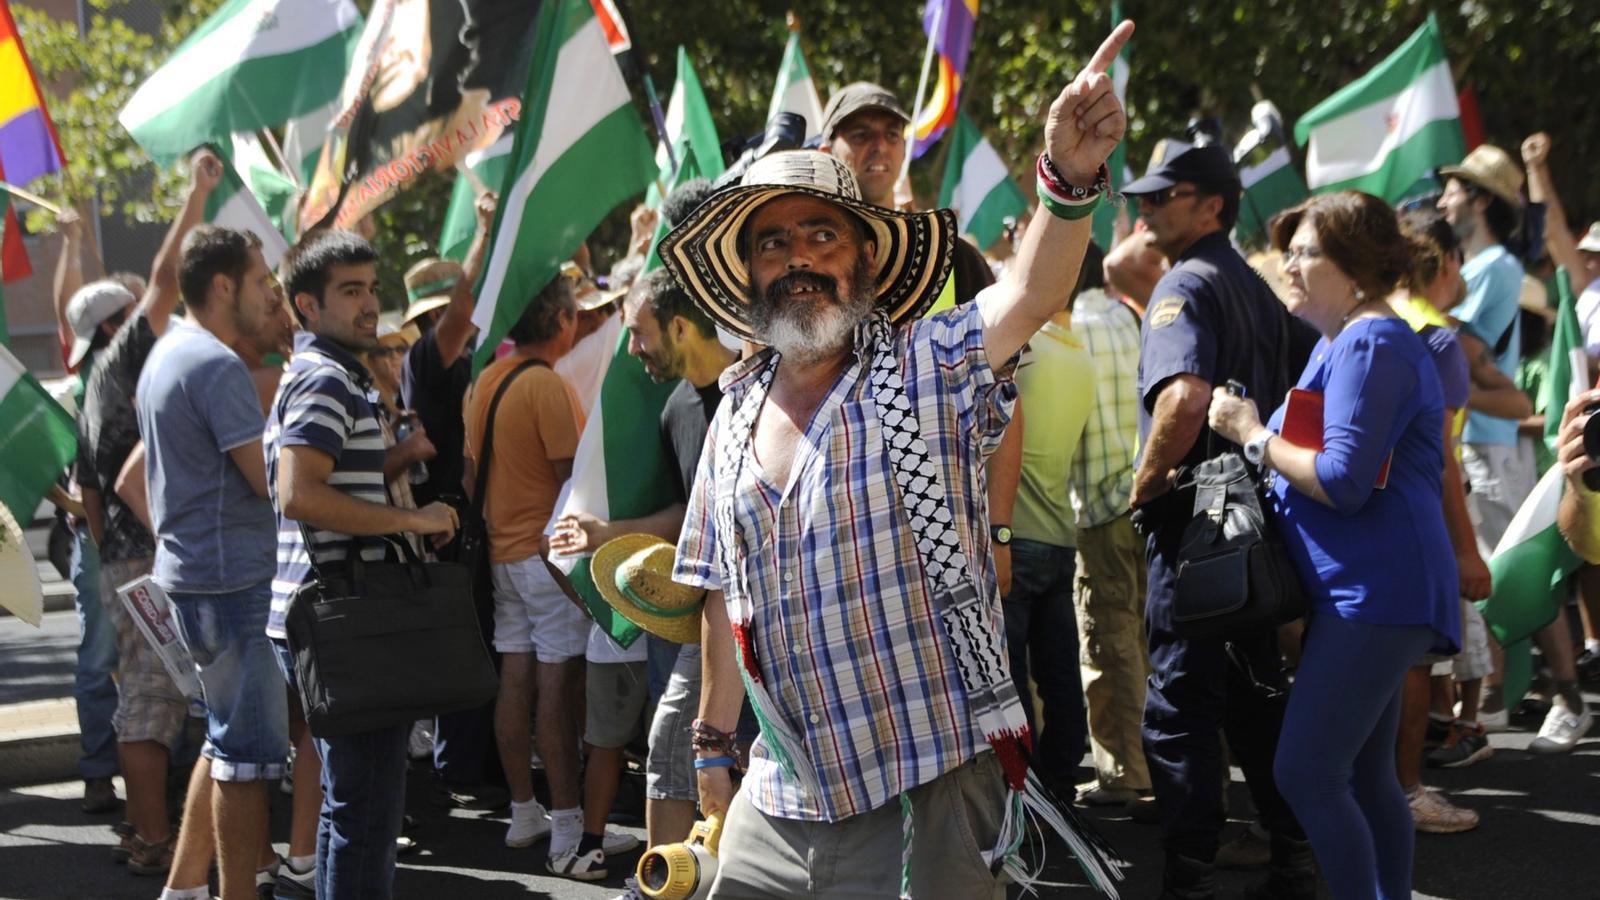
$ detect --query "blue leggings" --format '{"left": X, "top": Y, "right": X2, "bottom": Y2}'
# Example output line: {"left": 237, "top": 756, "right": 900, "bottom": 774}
{"left": 1274, "top": 612, "right": 1434, "bottom": 900}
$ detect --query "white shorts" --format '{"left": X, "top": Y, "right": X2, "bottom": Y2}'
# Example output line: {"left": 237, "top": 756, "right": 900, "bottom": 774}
{"left": 490, "top": 556, "right": 590, "bottom": 661}
{"left": 1430, "top": 600, "right": 1494, "bottom": 681}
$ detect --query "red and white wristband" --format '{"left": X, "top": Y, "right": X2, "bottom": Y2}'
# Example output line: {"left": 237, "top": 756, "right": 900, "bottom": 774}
{"left": 1036, "top": 154, "right": 1108, "bottom": 221}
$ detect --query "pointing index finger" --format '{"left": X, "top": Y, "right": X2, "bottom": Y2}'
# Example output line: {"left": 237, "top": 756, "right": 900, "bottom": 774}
{"left": 1085, "top": 20, "right": 1135, "bottom": 76}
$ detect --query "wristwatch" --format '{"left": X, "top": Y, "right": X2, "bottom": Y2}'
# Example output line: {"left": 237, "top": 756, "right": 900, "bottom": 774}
{"left": 1244, "top": 432, "right": 1273, "bottom": 467}
{"left": 990, "top": 524, "right": 1013, "bottom": 545}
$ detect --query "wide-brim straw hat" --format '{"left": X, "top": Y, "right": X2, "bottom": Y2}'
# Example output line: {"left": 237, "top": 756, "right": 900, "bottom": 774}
{"left": 1438, "top": 145, "right": 1524, "bottom": 208}
{"left": 658, "top": 150, "right": 956, "bottom": 344}
{"left": 592, "top": 534, "right": 705, "bottom": 645}
{"left": 402, "top": 258, "right": 465, "bottom": 324}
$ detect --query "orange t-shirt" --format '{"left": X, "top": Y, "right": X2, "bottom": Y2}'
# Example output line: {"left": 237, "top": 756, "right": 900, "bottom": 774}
{"left": 464, "top": 353, "right": 585, "bottom": 563}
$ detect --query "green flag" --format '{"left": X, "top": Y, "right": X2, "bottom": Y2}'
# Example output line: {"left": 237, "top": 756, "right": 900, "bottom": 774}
{"left": 1295, "top": 14, "right": 1465, "bottom": 202}
{"left": 438, "top": 133, "right": 515, "bottom": 262}
{"left": 1235, "top": 146, "right": 1309, "bottom": 245}
{"left": 768, "top": 29, "right": 824, "bottom": 140}
{"left": 1091, "top": 0, "right": 1131, "bottom": 249}
{"left": 938, "top": 111, "right": 1028, "bottom": 254}
{"left": 0, "top": 343, "right": 77, "bottom": 525}
{"left": 469, "top": 0, "right": 655, "bottom": 372}
{"left": 643, "top": 49, "right": 724, "bottom": 271}
{"left": 118, "top": 0, "right": 362, "bottom": 165}
{"left": 1542, "top": 268, "right": 1584, "bottom": 454}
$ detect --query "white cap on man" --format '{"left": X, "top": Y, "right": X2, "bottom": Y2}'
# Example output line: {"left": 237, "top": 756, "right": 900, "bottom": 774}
{"left": 65, "top": 281, "right": 137, "bottom": 368}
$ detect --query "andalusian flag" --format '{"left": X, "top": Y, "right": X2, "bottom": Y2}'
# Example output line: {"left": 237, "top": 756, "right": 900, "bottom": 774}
{"left": 1235, "top": 148, "right": 1308, "bottom": 243}
{"left": 438, "top": 133, "right": 514, "bottom": 262}
{"left": 938, "top": 111, "right": 1026, "bottom": 253}
{"left": 1480, "top": 270, "right": 1587, "bottom": 655}
{"left": 642, "top": 48, "right": 724, "bottom": 271}
{"left": 220, "top": 134, "right": 295, "bottom": 256}
{"left": 767, "top": 28, "right": 824, "bottom": 141}
{"left": 118, "top": 0, "right": 362, "bottom": 165}
{"left": 648, "top": 47, "right": 722, "bottom": 206}
{"left": 1091, "top": 0, "right": 1130, "bottom": 250}
{"left": 0, "top": 342, "right": 76, "bottom": 526}
{"left": 469, "top": 0, "right": 654, "bottom": 371}
{"left": 1294, "top": 14, "right": 1465, "bottom": 202}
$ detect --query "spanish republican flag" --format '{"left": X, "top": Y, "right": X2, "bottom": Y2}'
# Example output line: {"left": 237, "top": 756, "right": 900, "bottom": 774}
{"left": 0, "top": 0, "right": 67, "bottom": 281}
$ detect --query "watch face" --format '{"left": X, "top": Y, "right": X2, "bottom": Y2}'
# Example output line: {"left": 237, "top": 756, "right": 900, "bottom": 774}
{"left": 993, "top": 526, "right": 1013, "bottom": 544}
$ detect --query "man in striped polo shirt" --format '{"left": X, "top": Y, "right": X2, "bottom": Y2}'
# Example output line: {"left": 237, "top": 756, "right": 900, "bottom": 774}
{"left": 265, "top": 231, "right": 458, "bottom": 898}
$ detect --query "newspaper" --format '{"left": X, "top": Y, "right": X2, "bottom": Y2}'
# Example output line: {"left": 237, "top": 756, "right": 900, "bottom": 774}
{"left": 116, "top": 574, "right": 204, "bottom": 703}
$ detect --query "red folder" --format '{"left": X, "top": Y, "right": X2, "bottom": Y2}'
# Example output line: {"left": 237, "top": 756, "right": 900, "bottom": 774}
{"left": 1281, "top": 389, "right": 1391, "bottom": 489}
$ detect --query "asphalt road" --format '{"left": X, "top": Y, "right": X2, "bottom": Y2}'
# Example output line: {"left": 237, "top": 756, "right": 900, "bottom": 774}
{"left": 2, "top": 610, "right": 1596, "bottom": 899}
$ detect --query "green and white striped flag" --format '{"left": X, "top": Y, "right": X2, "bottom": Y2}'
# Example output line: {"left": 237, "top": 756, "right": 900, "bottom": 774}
{"left": 469, "top": 0, "right": 655, "bottom": 371}
{"left": 223, "top": 134, "right": 297, "bottom": 250}
{"left": 281, "top": 99, "right": 339, "bottom": 187}
{"left": 1479, "top": 269, "right": 1586, "bottom": 694}
{"left": 1235, "top": 147, "right": 1308, "bottom": 244}
{"left": 0, "top": 343, "right": 77, "bottom": 528}
{"left": 768, "top": 29, "right": 824, "bottom": 141}
{"left": 1092, "top": 0, "right": 1131, "bottom": 250}
{"left": 1294, "top": 13, "right": 1466, "bottom": 202}
{"left": 118, "top": 0, "right": 362, "bottom": 165}
{"left": 438, "top": 133, "right": 514, "bottom": 262}
{"left": 938, "top": 111, "right": 1027, "bottom": 254}
{"left": 648, "top": 47, "right": 723, "bottom": 208}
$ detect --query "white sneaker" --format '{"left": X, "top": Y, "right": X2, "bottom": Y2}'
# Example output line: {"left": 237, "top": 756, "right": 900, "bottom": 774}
{"left": 1478, "top": 706, "right": 1509, "bottom": 733}
{"left": 1408, "top": 786, "right": 1479, "bottom": 834}
{"left": 505, "top": 799, "right": 554, "bottom": 848}
{"left": 548, "top": 846, "right": 608, "bottom": 881}
{"left": 602, "top": 828, "right": 641, "bottom": 856}
{"left": 1529, "top": 702, "right": 1594, "bottom": 754}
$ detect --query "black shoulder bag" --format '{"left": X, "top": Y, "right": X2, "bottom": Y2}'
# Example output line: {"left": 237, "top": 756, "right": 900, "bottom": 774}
{"left": 283, "top": 360, "right": 547, "bottom": 737}
{"left": 1171, "top": 320, "right": 1309, "bottom": 639}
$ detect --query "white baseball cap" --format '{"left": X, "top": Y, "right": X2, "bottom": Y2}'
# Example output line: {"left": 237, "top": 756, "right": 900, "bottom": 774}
{"left": 1578, "top": 221, "right": 1600, "bottom": 254}
{"left": 65, "top": 281, "right": 136, "bottom": 368}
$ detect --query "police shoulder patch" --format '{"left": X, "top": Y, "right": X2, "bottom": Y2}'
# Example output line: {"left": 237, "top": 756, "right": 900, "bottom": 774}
{"left": 1149, "top": 296, "right": 1186, "bottom": 328}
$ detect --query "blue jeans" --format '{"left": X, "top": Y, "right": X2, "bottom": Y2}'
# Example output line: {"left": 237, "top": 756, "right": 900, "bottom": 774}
{"left": 1001, "top": 538, "right": 1086, "bottom": 782}
{"left": 274, "top": 641, "right": 410, "bottom": 899}
{"left": 1274, "top": 612, "right": 1435, "bottom": 900}
{"left": 71, "top": 532, "right": 120, "bottom": 779}
{"left": 170, "top": 581, "right": 289, "bottom": 782}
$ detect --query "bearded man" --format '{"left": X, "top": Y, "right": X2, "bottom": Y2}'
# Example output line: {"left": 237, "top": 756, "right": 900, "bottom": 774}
{"left": 657, "top": 22, "right": 1134, "bottom": 898}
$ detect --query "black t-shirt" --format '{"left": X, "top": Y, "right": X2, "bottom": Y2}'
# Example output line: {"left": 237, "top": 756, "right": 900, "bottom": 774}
{"left": 660, "top": 378, "right": 723, "bottom": 501}
{"left": 952, "top": 237, "right": 996, "bottom": 304}
{"left": 1135, "top": 231, "right": 1317, "bottom": 473}
{"left": 400, "top": 328, "right": 471, "bottom": 506}
{"left": 76, "top": 313, "right": 159, "bottom": 562}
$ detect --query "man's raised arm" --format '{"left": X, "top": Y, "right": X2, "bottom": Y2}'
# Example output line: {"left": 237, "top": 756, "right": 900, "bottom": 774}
{"left": 981, "top": 21, "right": 1133, "bottom": 364}
{"left": 141, "top": 149, "right": 224, "bottom": 335}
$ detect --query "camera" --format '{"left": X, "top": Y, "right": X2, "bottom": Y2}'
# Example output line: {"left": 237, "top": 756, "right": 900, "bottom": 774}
{"left": 635, "top": 814, "right": 723, "bottom": 900}
{"left": 711, "top": 113, "right": 808, "bottom": 190}
{"left": 1582, "top": 401, "right": 1600, "bottom": 491}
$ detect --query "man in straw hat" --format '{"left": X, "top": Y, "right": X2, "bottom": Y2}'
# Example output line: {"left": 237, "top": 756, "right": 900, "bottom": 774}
{"left": 1437, "top": 145, "right": 1596, "bottom": 750}
{"left": 659, "top": 21, "right": 1134, "bottom": 898}
{"left": 398, "top": 193, "right": 496, "bottom": 512}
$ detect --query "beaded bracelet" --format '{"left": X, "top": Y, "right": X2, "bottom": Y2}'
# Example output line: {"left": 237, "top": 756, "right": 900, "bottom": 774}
{"left": 690, "top": 718, "right": 734, "bottom": 753}
{"left": 693, "top": 755, "right": 736, "bottom": 770}
{"left": 1036, "top": 154, "right": 1108, "bottom": 221}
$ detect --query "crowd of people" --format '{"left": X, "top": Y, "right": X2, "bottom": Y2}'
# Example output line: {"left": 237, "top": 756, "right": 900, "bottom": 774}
{"left": 37, "top": 19, "right": 1600, "bottom": 900}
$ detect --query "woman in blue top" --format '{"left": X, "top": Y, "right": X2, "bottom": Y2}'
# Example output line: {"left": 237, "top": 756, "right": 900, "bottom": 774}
{"left": 1209, "top": 191, "right": 1461, "bottom": 900}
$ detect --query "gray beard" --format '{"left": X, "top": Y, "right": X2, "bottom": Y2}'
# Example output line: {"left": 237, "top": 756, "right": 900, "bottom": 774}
{"left": 748, "top": 261, "right": 876, "bottom": 365}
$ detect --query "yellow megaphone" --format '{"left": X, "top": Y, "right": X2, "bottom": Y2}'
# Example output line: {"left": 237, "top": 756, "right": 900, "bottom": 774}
{"left": 635, "top": 814, "right": 724, "bottom": 900}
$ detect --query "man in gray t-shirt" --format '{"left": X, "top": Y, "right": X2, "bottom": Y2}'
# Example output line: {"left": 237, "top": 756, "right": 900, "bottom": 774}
{"left": 135, "top": 225, "right": 290, "bottom": 898}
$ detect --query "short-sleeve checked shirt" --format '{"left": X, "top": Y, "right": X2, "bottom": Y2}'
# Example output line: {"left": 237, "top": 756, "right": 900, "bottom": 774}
{"left": 674, "top": 299, "right": 1018, "bottom": 823}
{"left": 264, "top": 332, "right": 389, "bottom": 639}
{"left": 1069, "top": 288, "right": 1142, "bottom": 528}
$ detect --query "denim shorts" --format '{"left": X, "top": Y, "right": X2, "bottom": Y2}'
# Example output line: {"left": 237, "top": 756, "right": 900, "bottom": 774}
{"left": 170, "top": 580, "right": 290, "bottom": 782}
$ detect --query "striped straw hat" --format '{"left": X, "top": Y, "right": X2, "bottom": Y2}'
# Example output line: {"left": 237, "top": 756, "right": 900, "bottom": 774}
{"left": 401, "top": 258, "right": 465, "bottom": 324}
{"left": 658, "top": 150, "right": 956, "bottom": 343}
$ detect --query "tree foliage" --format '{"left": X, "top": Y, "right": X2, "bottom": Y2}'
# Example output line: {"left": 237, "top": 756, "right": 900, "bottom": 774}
{"left": 15, "top": 0, "right": 1599, "bottom": 289}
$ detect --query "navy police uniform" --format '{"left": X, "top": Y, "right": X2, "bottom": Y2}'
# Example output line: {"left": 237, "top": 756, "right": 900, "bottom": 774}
{"left": 1127, "top": 142, "right": 1315, "bottom": 865}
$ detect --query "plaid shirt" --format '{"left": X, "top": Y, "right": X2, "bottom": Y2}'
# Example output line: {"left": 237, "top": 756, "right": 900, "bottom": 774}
{"left": 675, "top": 300, "right": 1017, "bottom": 822}
{"left": 1069, "top": 288, "right": 1142, "bottom": 528}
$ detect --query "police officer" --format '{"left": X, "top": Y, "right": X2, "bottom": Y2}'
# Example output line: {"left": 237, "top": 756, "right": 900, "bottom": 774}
{"left": 1124, "top": 139, "right": 1318, "bottom": 900}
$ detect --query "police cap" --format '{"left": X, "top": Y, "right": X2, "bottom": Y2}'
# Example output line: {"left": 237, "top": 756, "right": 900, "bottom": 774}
{"left": 1122, "top": 139, "right": 1240, "bottom": 195}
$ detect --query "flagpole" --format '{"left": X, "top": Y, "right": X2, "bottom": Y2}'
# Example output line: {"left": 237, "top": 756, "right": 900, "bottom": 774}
{"left": 902, "top": 2, "right": 943, "bottom": 188}
{"left": 642, "top": 72, "right": 678, "bottom": 176}
{"left": 0, "top": 182, "right": 63, "bottom": 216}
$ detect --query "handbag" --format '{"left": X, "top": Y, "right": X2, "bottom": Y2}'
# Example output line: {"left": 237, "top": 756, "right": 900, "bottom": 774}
{"left": 1171, "top": 450, "right": 1307, "bottom": 639}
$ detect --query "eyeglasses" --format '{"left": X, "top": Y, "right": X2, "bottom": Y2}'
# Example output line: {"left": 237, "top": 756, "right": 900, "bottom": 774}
{"left": 1142, "top": 188, "right": 1199, "bottom": 208}
{"left": 1281, "top": 245, "right": 1324, "bottom": 267}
